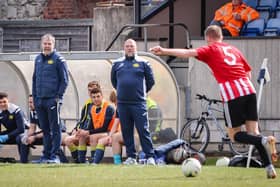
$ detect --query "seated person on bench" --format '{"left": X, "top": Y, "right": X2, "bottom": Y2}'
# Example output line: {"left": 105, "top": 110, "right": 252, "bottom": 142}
{"left": 18, "top": 95, "right": 68, "bottom": 163}
{"left": 0, "top": 92, "right": 26, "bottom": 162}
{"left": 19, "top": 95, "right": 43, "bottom": 163}
{"left": 76, "top": 87, "right": 115, "bottom": 163}
{"left": 63, "top": 81, "right": 100, "bottom": 163}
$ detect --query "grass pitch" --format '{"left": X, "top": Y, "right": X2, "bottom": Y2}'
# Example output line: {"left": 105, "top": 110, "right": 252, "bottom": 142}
{"left": 0, "top": 163, "right": 279, "bottom": 187}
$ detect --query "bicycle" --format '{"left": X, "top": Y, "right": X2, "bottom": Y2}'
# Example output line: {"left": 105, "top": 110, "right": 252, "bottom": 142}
{"left": 180, "top": 94, "right": 250, "bottom": 155}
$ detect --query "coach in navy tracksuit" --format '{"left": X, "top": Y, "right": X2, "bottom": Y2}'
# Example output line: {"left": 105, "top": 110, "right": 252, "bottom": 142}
{"left": 32, "top": 34, "right": 69, "bottom": 163}
{"left": 0, "top": 92, "right": 26, "bottom": 159}
{"left": 111, "top": 39, "right": 156, "bottom": 165}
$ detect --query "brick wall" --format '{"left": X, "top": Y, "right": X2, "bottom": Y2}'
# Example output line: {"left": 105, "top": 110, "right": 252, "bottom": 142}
{"left": 43, "top": 0, "right": 99, "bottom": 19}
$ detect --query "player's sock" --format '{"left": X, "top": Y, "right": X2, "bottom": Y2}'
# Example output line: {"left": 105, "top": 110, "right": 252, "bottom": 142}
{"left": 234, "top": 132, "right": 271, "bottom": 166}
{"left": 78, "top": 145, "right": 87, "bottom": 163}
{"left": 69, "top": 145, "right": 78, "bottom": 162}
{"left": 90, "top": 146, "right": 96, "bottom": 162}
{"left": 71, "top": 150, "right": 79, "bottom": 163}
{"left": 113, "top": 154, "right": 122, "bottom": 165}
{"left": 93, "top": 144, "right": 105, "bottom": 164}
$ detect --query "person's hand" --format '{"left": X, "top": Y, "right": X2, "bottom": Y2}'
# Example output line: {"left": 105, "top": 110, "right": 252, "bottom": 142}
{"left": 150, "top": 46, "right": 164, "bottom": 55}
{"left": 233, "top": 13, "right": 241, "bottom": 21}
{"left": 108, "top": 136, "right": 112, "bottom": 146}
{"left": 27, "top": 136, "right": 36, "bottom": 144}
{"left": 75, "top": 129, "right": 81, "bottom": 138}
{"left": 76, "top": 129, "right": 89, "bottom": 138}
{"left": 80, "top": 129, "right": 89, "bottom": 136}
{"left": 71, "top": 129, "right": 77, "bottom": 136}
{"left": 0, "top": 135, "right": 8, "bottom": 143}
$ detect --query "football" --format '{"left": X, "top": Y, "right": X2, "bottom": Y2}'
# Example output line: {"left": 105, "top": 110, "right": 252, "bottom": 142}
{"left": 181, "top": 158, "right": 202, "bottom": 177}
{"left": 215, "top": 157, "right": 230, "bottom": 167}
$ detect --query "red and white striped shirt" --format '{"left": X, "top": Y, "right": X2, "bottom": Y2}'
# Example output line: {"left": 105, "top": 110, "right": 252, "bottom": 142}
{"left": 196, "top": 42, "right": 256, "bottom": 102}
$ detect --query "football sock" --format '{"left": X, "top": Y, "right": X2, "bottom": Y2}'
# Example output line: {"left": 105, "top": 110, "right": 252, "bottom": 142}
{"left": 113, "top": 154, "right": 122, "bottom": 165}
{"left": 78, "top": 145, "right": 87, "bottom": 163}
{"left": 90, "top": 146, "right": 96, "bottom": 162}
{"left": 71, "top": 150, "right": 79, "bottom": 163}
{"left": 234, "top": 131, "right": 271, "bottom": 166}
{"left": 68, "top": 145, "right": 78, "bottom": 162}
{"left": 93, "top": 144, "right": 105, "bottom": 164}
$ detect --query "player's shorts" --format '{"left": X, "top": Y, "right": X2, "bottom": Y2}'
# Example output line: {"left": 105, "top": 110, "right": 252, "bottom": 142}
{"left": 223, "top": 94, "right": 258, "bottom": 128}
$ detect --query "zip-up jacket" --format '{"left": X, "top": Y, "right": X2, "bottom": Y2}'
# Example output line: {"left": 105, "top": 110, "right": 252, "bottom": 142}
{"left": 0, "top": 103, "right": 26, "bottom": 139}
{"left": 111, "top": 55, "right": 155, "bottom": 104}
{"left": 214, "top": 2, "right": 259, "bottom": 36}
{"left": 75, "top": 98, "right": 93, "bottom": 130}
{"left": 32, "top": 51, "right": 69, "bottom": 100}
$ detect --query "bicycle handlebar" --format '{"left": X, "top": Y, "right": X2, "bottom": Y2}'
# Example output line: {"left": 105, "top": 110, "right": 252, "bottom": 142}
{"left": 196, "top": 94, "right": 222, "bottom": 104}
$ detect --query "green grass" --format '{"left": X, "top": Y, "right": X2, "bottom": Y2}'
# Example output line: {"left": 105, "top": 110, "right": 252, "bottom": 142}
{"left": 0, "top": 163, "right": 279, "bottom": 187}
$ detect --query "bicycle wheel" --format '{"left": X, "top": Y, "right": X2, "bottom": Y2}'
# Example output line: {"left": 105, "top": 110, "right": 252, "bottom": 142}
{"left": 229, "top": 140, "right": 250, "bottom": 155}
{"left": 180, "top": 119, "right": 210, "bottom": 153}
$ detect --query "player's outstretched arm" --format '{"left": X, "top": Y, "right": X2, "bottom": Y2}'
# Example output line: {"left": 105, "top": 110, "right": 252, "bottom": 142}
{"left": 150, "top": 46, "right": 197, "bottom": 59}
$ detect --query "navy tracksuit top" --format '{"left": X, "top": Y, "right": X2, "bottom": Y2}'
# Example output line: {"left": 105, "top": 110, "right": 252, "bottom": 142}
{"left": 0, "top": 103, "right": 26, "bottom": 139}
{"left": 32, "top": 51, "right": 69, "bottom": 100}
{"left": 111, "top": 55, "right": 155, "bottom": 103}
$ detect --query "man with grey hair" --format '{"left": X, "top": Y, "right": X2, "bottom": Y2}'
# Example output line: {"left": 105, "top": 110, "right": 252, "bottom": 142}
{"left": 32, "top": 34, "right": 69, "bottom": 163}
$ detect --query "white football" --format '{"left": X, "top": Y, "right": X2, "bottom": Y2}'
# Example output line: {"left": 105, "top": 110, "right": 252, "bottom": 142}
{"left": 216, "top": 157, "right": 230, "bottom": 167}
{"left": 181, "top": 158, "right": 202, "bottom": 177}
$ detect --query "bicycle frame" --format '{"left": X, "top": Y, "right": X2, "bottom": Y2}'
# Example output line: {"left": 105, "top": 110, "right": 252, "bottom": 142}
{"left": 181, "top": 94, "right": 250, "bottom": 155}
{"left": 199, "top": 99, "right": 229, "bottom": 143}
